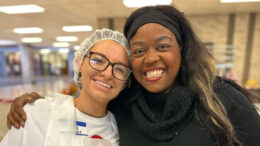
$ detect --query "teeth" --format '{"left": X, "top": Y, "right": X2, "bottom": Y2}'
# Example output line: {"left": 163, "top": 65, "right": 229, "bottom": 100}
{"left": 95, "top": 80, "right": 111, "bottom": 88}
{"left": 145, "top": 70, "right": 164, "bottom": 78}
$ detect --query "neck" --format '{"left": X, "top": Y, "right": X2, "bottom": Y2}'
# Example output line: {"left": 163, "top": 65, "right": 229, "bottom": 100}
{"left": 75, "top": 91, "right": 108, "bottom": 117}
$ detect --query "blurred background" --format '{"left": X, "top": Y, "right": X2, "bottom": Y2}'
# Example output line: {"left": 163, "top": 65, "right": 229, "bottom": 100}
{"left": 0, "top": 0, "right": 260, "bottom": 141}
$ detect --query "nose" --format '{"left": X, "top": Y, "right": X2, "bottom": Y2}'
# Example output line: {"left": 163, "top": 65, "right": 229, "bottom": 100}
{"left": 100, "top": 65, "right": 113, "bottom": 80}
{"left": 143, "top": 49, "right": 160, "bottom": 65}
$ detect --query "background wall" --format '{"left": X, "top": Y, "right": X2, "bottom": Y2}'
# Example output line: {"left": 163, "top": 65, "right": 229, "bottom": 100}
{"left": 251, "top": 14, "right": 260, "bottom": 83}
{"left": 233, "top": 14, "right": 249, "bottom": 82}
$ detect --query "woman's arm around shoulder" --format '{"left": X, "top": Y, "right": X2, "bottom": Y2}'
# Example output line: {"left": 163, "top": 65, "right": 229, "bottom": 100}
{"left": 1, "top": 97, "right": 54, "bottom": 146}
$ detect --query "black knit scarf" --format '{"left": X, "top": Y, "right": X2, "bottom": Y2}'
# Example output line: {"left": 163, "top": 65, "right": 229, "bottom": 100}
{"left": 131, "top": 86, "right": 195, "bottom": 141}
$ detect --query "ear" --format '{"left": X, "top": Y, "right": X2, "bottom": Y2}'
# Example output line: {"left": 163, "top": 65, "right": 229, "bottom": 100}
{"left": 78, "top": 60, "right": 85, "bottom": 76}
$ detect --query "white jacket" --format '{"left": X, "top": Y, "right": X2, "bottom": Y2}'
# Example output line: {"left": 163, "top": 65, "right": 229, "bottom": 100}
{"left": 0, "top": 94, "right": 118, "bottom": 146}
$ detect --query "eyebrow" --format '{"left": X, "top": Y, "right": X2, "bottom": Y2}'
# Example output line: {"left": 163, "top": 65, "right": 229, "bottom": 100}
{"left": 131, "top": 36, "right": 173, "bottom": 46}
{"left": 130, "top": 41, "right": 143, "bottom": 46}
{"left": 92, "top": 51, "right": 128, "bottom": 66}
{"left": 156, "top": 36, "right": 173, "bottom": 42}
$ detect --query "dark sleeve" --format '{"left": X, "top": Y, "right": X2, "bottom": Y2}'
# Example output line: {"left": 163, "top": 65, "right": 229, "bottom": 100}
{"left": 216, "top": 83, "right": 260, "bottom": 146}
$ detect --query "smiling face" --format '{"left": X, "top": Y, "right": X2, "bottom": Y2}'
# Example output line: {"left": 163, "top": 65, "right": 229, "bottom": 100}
{"left": 80, "top": 40, "right": 129, "bottom": 104}
{"left": 130, "top": 23, "right": 181, "bottom": 93}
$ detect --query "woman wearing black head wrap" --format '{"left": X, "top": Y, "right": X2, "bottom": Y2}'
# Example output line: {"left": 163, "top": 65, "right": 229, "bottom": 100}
{"left": 112, "top": 5, "right": 260, "bottom": 146}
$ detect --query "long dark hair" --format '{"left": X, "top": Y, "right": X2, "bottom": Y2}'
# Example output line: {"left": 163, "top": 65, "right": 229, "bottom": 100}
{"left": 123, "top": 5, "right": 259, "bottom": 146}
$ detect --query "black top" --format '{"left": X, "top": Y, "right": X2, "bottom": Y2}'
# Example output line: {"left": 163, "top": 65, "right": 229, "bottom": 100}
{"left": 110, "top": 83, "right": 260, "bottom": 146}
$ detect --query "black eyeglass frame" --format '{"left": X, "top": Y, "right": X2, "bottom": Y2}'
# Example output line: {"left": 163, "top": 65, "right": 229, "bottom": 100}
{"left": 87, "top": 51, "right": 131, "bottom": 81}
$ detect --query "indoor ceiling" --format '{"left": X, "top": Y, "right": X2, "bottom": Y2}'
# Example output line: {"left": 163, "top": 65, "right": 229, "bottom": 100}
{"left": 0, "top": 0, "right": 260, "bottom": 49}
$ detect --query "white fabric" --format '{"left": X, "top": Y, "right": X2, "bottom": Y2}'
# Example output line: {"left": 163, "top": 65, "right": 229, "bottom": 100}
{"left": 0, "top": 93, "right": 119, "bottom": 146}
{"left": 73, "top": 28, "right": 130, "bottom": 88}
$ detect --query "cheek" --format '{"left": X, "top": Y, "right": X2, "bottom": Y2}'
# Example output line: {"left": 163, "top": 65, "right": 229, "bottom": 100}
{"left": 167, "top": 49, "right": 181, "bottom": 64}
{"left": 131, "top": 58, "right": 142, "bottom": 76}
{"left": 117, "top": 81, "right": 126, "bottom": 90}
{"left": 81, "top": 66, "right": 93, "bottom": 85}
{"left": 166, "top": 53, "right": 181, "bottom": 76}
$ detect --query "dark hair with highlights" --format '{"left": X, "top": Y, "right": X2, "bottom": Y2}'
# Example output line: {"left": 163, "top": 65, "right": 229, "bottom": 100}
{"left": 123, "top": 5, "right": 259, "bottom": 146}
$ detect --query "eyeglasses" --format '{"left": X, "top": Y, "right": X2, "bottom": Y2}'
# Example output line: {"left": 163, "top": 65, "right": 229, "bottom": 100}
{"left": 87, "top": 51, "right": 131, "bottom": 81}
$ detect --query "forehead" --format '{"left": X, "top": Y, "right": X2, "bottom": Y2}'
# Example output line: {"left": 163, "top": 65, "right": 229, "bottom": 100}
{"left": 90, "top": 40, "right": 129, "bottom": 64}
{"left": 131, "top": 23, "right": 176, "bottom": 41}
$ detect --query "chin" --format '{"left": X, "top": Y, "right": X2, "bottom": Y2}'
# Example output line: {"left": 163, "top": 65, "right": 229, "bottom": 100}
{"left": 143, "top": 83, "right": 172, "bottom": 93}
{"left": 144, "top": 86, "right": 164, "bottom": 93}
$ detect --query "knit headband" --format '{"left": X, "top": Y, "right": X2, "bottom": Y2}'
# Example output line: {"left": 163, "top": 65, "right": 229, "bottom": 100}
{"left": 126, "top": 9, "right": 182, "bottom": 48}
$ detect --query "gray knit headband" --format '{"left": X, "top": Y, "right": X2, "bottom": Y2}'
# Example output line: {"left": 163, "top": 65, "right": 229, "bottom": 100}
{"left": 126, "top": 9, "right": 182, "bottom": 49}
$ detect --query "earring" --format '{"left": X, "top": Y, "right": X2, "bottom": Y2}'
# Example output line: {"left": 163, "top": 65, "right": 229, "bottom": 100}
{"left": 78, "top": 72, "right": 82, "bottom": 78}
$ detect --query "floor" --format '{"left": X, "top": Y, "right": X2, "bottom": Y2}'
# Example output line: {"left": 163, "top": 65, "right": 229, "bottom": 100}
{"left": 0, "top": 76, "right": 72, "bottom": 100}
{"left": 0, "top": 103, "right": 11, "bottom": 142}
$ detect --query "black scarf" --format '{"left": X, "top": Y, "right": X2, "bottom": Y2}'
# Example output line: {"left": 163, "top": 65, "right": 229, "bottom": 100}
{"left": 131, "top": 86, "right": 195, "bottom": 141}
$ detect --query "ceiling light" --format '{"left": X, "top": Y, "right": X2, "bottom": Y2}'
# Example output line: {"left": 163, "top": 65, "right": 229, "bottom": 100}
{"left": 62, "top": 25, "right": 93, "bottom": 32}
{"left": 13, "top": 27, "right": 43, "bottom": 34}
{"left": 0, "top": 39, "right": 17, "bottom": 45}
{"left": 40, "top": 49, "right": 51, "bottom": 54}
{"left": 123, "top": 0, "right": 172, "bottom": 8}
{"left": 53, "top": 42, "right": 69, "bottom": 47}
{"left": 58, "top": 48, "right": 70, "bottom": 54}
{"left": 0, "top": 4, "right": 45, "bottom": 14}
{"left": 221, "top": 0, "right": 260, "bottom": 2}
{"left": 74, "top": 45, "right": 80, "bottom": 51}
{"left": 56, "top": 36, "right": 78, "bottom": 42}
{"left": 21, "top": 37, "right": 42, "bottom": 43}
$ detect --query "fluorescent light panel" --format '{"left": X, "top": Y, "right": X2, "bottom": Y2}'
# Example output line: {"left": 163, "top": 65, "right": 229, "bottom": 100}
{"left": 221, "top": 0, "right": 260, "bottom": 2}
{"left": 123, "top": 0, "right": 172, "bottom": 7}
{"left": 56, "top": 36, "right": 78, "bottom": 42}
{"left": 13, "top": 27, "right": 43, "bottom": 34}
{"left": 74, "top": 45, "right": 80, "bottom": 51}
{"left": 53, "top": 42, "right": 69, "bottom": 47}
{"left": 40, "top": 49, "right": 51, "bottom": 54}
{"left": 0, "top": 40, "right": 17, "bottom": 45}
{"left": 0, "top": 4, "right": 45, "bottom": 14}
{"left": 21, "top": 37, "right": 42, "bottom": 43}
{"left": 62, "top": 25, "right": 93, "bottom": 32}
{"left": 59, "top": 48, "right": 70, "bottom": 53}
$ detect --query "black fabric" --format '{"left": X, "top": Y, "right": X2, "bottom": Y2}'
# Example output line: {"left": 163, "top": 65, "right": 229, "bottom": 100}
{"left": 125, "top": 9, "right": 183, "bottom": 48}
{"left": 109, "top": 82, "right": 260, "bottom": 146}
{"left": 131, "top": 86, "right": 195, "bottom": 141}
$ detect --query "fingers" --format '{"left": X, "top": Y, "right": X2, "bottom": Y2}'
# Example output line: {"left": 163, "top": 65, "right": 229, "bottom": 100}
{"left": 14, "top": 92, "right": 40, "bottom": 121}
{"left": 7, "top": 116, "right": 11, "bottom": 129}
{"left": 14, "top": 93, "right": 29, "bottom": 121}
{"left": 7, "top": 92, "right": 41, "bottom": 129}
{"left": 25, "top": 92, "right": 41, "bottom": 103}
{"left": 7, "top": 112, "right": 20, "bottom": 129}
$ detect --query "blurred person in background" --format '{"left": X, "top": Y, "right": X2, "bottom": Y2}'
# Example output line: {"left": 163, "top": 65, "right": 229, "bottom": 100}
{"left": 6, "top": 5, "right": 260, "bottom": 146}
{"left": 1, "top": 28, "right": 131, "bottom": 146}
{"left": 223, "top": 67, "right": 241, "bottom": 85}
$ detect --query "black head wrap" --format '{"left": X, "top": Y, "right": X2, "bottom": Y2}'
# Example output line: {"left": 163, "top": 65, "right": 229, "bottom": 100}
{"left": 125, "top": 9, "right": 183, "bottom": 48}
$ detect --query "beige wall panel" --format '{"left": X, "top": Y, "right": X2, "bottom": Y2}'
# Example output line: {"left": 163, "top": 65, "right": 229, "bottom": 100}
{"left": 98, "top": 18, "right": 109, "bottom": 29}
{"left": 114, "top": 18, "right": 127, "bottom": 33}
{"left": 187, "top": 15, "right": 228, "bottom": 44}
{"left": 233, "top": 14, "right": 249, "bottom": 82}
{"left": 250, "top": 13, "right": 260, "bottom": 83}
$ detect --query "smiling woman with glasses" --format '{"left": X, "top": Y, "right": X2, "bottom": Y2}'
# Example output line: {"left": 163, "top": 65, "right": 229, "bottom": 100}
{"left": 0, "top": 28, "right": 131, "bottom": 146}
{"left": 88, "top": 51, "right": 131, "bottom": 81}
